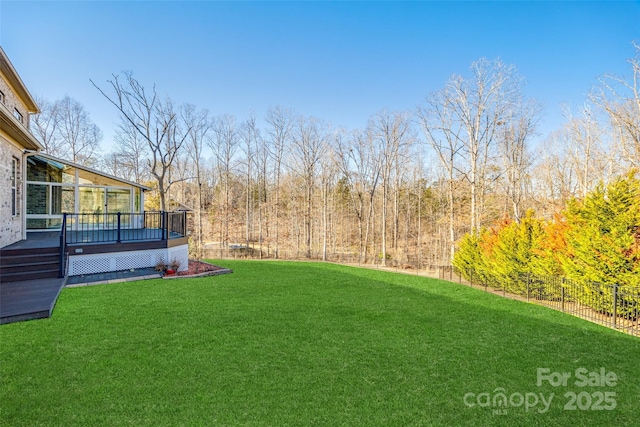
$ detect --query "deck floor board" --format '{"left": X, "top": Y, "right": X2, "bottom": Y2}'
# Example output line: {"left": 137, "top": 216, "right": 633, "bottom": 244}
{"left": 0, "top": 278, "right": 65, "bottom": 324}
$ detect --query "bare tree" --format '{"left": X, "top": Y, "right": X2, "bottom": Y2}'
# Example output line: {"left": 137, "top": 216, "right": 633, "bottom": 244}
{"left": 265, "top": 106, "right": 294, "bottom": 258}
{"left": 240, "top": 113, "right": 260, "bottom": 248}
{"left": 334, "top": 127, "right": 382, "bottom": 263}
{"left": 449, "top": 58, "right": 521, "bottom": 233}
{"left": 92, "top": 72, "right": 191, "bottom": 211}
{"left": 253, "top": 121, "right": 271, "bottom": 258}
{"left": 291, "top": 116, "right": 326, "bottom": 258}
{"left": 563, "top": 104, "right": 607, "bottom": 198}
{"left": 532, "top": 130, "right": 581, "bottom": 213}
{"left": 497, "top": 98, "right": 540, "bottom": 221}
{"left": 373, "top": 111, "right": 413, "bottom": 266}
{"left": 101, "top": 151, "right": 125, "bottom": 178}
{"left": 112, "top": 115, "right": 151, "bottom": 183}
{"left": 169, "top": 149, "right": 191, "bottom": 206}
{"left": 182, "top": 104, "right": 211, "bottom": 259}
{"left": 31, "top": 96, "right": 102, "bottom": 165}
{"left": 418, "top": 91, "right": 464, "bottom": 261}
{"left": 209, "top": 114, "right": 239, "bottom": 249}
{"left": 532, "top": 103, "right": 611, "bottom": 218}
{"left": 319, "top": 137, "right": 337, "bottom": 261}
{"left": 591, "top": 42, "right": 640, "bottom": 167}
{"left": 418, "top": 58, "right": 527, "bottom": 260}
{"left": 55, "top": 96, "right": 102, "bottom": 165}
{"left": 31, "top": 96, "right": 63, "bottom": 156}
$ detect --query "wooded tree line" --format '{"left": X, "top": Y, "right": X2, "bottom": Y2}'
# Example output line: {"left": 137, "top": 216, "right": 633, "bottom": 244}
{"left": 31, "top": 44, "right": 640, "bottom": 266}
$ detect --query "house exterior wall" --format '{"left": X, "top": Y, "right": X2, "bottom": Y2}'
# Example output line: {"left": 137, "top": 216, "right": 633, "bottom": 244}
{"left": 0, "top": 48, "right": 40, "bottom": 248}
{"left": 0, "top": 135, "right": 23, "bottom": 248}
{"left": 0, "top": 74, "right": 30, "bottom": 129}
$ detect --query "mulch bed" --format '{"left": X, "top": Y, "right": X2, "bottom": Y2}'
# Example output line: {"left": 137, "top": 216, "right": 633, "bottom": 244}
{"left": 163, "top": 260, "right": 232, "bottom": 279}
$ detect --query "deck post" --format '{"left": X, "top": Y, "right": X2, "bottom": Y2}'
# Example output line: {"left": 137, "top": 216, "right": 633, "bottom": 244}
{"left": 183, "top": 211, "right": 187, "bottom": 236}
{"left": 117, "top": 212, "right": 122, "bottom": 243}
{"left": 162, "top": 211, "right": 167, "bottom": 240}
{"left": 59, "top": 213, "right": 67, "bottom": 278}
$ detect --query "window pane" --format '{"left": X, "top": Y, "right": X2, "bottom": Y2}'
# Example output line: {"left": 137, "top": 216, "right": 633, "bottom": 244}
{"left": 135, "top": 188, "right": 142, "bottom": 213}
{"left": 107, "top": 189, "right": 131, "bottom": 214}
{"left": 52, "top": 186, "right": 75, "bottom": 214}
{"left": 27, "top": 184, "right": 49, "bottom": 214}
{"left": 11, "top": 159, "right": 17, "bottom": 216}
{"left": 11, "top": 158, "right": 16, "bottom": 186}
{"left": 62, "top": 187, "right": 75, "bottom": 212}
{"left": 79, "top": 187, "right": 104, "bottom": 214}
{"left": 27, "top": 156, "right": 74, "bottom": 183}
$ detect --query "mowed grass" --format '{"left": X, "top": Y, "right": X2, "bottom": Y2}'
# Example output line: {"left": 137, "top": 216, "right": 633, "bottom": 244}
{"left": 1, "top": 261, "right": 639, "bottom": 426}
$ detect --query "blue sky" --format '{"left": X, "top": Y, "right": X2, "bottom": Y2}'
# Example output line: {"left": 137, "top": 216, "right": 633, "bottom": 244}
{"left": 1, "top": 1, "right": 639, "bottom": 151}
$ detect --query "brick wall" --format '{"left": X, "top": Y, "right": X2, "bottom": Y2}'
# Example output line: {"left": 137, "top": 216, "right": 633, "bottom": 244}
{"left": 0, "top": 76, "right": 30, "bottom": 128}
{"left": 0, "top": 135, "right": 23, "bottom": 248}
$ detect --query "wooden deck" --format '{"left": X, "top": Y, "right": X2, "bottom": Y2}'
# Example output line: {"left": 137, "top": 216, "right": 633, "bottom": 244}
{"left": 0, "top": 277, "right": 65, "bottom": 324}
{"left": 3, "top": 232, "right": 59, "bottom": 250}
{"left": 1, "top": 228, "right": 186, "bottom": 325}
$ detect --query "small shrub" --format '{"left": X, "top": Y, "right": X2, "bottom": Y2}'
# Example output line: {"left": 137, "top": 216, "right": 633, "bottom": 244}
{"left": 169, "top": 258, "right": 182, "bottom": 271}
{"left": 155, "top": 260, "right": 167, "bottom": 272}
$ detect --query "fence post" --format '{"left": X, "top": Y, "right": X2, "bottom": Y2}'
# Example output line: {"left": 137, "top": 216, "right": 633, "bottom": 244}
{"left": 612, "top": 284, "right": 618, "bottom": 330}
{"left": 561, "top": 283, "right": 565, "bottom": 312}
{"left": 526, "top": 273, "right": 530, "bottom": 303}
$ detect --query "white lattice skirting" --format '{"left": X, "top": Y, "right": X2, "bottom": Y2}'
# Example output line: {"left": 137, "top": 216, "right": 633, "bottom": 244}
{"left": 67, "top": 245, "right": 189, "bottom": 276}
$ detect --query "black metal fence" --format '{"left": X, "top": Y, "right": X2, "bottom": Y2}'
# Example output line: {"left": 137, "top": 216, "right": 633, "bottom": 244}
{"left": 61, "top": 211, "right": 187, "bottom": 245}
{"left": 455, "top": 268, "right": 640, "bottom": 337}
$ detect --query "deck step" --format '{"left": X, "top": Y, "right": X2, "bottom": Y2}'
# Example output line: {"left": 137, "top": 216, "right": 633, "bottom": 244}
{"left": 1, "top": 255, "right": 60, "bottom": 267}
{"left": 0, "top": 269, "right": 60, "bottom": 283}
{"left": 1, "top": 252, "right": 60, "bottom": 260}
{"left": 2, "top": 262, "right": 60, "bottom": 274}
{"left": 1, "top": 246, "right": 62, "bottom": 283}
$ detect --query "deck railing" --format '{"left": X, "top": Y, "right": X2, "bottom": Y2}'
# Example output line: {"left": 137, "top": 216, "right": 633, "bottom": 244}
{"left": 60, "top": 211, "right": 187, "bottom": 245}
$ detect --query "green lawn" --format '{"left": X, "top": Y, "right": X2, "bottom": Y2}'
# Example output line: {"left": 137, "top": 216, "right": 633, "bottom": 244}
{"left": 1, "top": 260, "right": 639, "bottom": 426}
